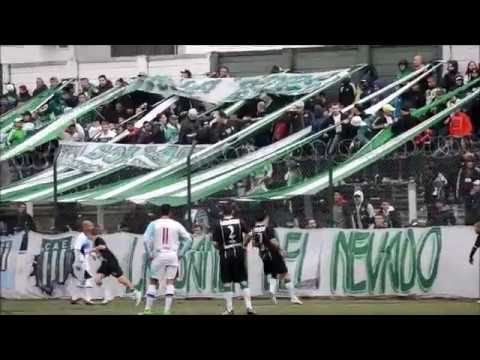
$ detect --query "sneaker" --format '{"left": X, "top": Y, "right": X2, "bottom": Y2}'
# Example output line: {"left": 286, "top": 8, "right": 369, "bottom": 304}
{"left": 246, "top": 307, "right": 256, "bottom": 315}
{"left": 140, "top": 309, "right": 154, "bottom": 315}
{"left": 269, "top": 291, "right": 278, "bottom": 305}
{"left": 85, "top": 300, "right": 95, "bottom": 305}
{"left": 291, "top": 296, "right": 303, "bottom": 305}
{"left": 133, "top": 290, "right": 142, "bottom": 306}
{"left": 70, "top": 299, "right": 80, "bottom": 305}
{"left": 221, "top": 309, "right": 234, "bottom": 315}
{"left": 477, "top": 300, "right": 480, "bottom": 304}
{"left": 101, "top": 298, "right": 110, "bottom": 305}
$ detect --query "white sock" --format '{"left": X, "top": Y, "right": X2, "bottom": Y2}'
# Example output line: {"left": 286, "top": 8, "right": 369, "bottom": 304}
{"left": 165, "top": 284, "right": 175, "bottom": 313}
{"left": 224, "top": 291, "right": 234, "bottom": 312}
{"left": 285, "top": 281, "right": 295, "bottom": 300}
{"left": 84, "top": 288, "right": 92, "bottom": 302}
{"left": 243, "top": 288, "right": 253, "bottom": 309}
{"left": 269, "top": 278, "right": 277, "bottom": 294}
{"left": 103, "top": 287, "right": 111, "bottom": 301}
{"left": 145, "top": 284, "right": 157, "bottom": 310}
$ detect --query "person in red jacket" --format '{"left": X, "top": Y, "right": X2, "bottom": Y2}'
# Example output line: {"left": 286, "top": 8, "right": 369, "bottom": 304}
{"left": 448, "top": 111, "right": 473, "bottom": 138}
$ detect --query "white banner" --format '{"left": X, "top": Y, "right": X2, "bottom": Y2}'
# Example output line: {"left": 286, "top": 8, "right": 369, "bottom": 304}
{"left": 57, "top": 142, "right": 208, "bottom": 172}
{"left": 133, "top": 70, "right": 344, "bottom": 104}
{"left": 1, "top": 227, "right": 479, "bottom": 299}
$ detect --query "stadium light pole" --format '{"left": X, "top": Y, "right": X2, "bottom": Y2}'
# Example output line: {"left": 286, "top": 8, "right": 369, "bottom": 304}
{"left": 186, "top": 133, "right": 198, "bottom": 232}
{"left": 328, "top": 156, "right": 334, "bottom": 228}
{"left": 53, "top": 147, "right": 59, "bottom": 232}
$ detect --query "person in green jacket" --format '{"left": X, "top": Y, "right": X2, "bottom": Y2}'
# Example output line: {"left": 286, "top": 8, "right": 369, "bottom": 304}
{"left": 164, "top": 114, "right": 181, "bottom": 143}
{"left": 396, "top": 59, "right": 412, "bottom": 81}
{"left": 7, "top": 121, "right": 26, "bottom": 147}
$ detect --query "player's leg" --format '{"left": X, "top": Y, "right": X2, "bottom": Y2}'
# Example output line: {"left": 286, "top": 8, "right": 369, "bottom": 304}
{"left": 237, "top": 250, "right": 255, "bottom": 314}
{"left": 95, "top": 272, "right": 112, "bottom": 305}
{"left": 278, "top": 272, "right": 302, "bottom": 305}
{"left": 162, "top": 254, "right": 178, "bottom": 315}
{"left": 116, "top": 274, "right": 142, "bottom": 306}
{"left": 220, "top": 254, "right": 234, "bottom": 315}
{"left": 143, "top": 256, "right": 161, "bottom": 314}
{"left": 263, "top": 258, "right": 278, "bottom": 304}
{"left": 163, "top": 274, "right": 176, "bottom": 315}
{"left": 222, "top": 282, "right": 234, "bottom": 315}
{"left": 83, "top": 275, "right": 95, "bottom": 305}
{"left": 268, "top": 274, "right": 278, "bottom": 304}
{"left": 144, "top": 278, "right": 159, "bottom": 314}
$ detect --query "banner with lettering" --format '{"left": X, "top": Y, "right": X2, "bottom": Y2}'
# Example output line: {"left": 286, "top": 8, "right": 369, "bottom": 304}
{"left": 1, "top": 227, "right": 478, "bottom": 299}
{"left": 57, "top": 142, "right": 208, "bottom": 172}
{"left": 131, "top": 70, "right": 344, "bottom": 104}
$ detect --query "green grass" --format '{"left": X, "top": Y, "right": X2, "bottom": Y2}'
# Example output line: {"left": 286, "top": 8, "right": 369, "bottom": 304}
{"left": 1, "top": 298, "right": 479, "bottom": 315}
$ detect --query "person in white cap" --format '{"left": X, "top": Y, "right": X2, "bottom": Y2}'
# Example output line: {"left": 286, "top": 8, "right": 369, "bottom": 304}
{"left": 349, "top": 104, "right": 371, "bottom": 150}
{"left": 349, "top": 190, "right": 376, "bottom": 229}
{"left": 179, "top": 108, "right": 200, "bottom": 144}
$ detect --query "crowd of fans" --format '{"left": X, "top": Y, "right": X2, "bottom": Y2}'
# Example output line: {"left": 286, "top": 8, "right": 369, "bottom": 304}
{"left": 2, "top": 57, "right": 480, "bottom": 230}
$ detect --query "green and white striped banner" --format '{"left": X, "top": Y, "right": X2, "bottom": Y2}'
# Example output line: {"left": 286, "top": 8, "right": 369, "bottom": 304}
{"left": 245, "top": 87, "right": 480, "bottom": 199}
{"left": 91, "top": 65, "right": 366, "bottom": 202}
{"left": 0, "top": 85, "right": 131, "bottom": 162}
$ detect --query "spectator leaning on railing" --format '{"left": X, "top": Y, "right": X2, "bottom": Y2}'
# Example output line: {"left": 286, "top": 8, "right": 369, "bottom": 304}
{"left": 33, "top": 77, "right": 48, "bottom": 96}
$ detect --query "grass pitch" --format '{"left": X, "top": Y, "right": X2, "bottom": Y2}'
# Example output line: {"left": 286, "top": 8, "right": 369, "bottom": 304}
{"left": 1, "top": 298, "right": 479, "bottom": 315}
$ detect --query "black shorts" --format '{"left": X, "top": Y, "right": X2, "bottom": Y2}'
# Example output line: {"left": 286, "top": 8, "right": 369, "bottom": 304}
{"left": 219, "top": 248, "right": 248, "bottom": 284}
{"left": 262, "top": 251, "right": 288, "bottom": 278}
{"left": 97, "top": 259, "right": 123, "bottom": 278}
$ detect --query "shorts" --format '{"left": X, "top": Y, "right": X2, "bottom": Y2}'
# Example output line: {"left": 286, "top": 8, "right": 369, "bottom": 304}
{"left": 262, "top": 251, "right": 288, "bottom": 278}
{"left": 150, "top": 252, "right": 179, "bottom": 281}
{"left": 97, "top": 259, "right": 124, "bottom": 278}
{"left": 219, "top": 247, "right": 248, "bottom": 284}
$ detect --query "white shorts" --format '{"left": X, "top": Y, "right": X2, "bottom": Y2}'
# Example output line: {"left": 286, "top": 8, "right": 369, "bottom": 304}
{"left": 150, "top": 252, "right": 179, "bottom": 280}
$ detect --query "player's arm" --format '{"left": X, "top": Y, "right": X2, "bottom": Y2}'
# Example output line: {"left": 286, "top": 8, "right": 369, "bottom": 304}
{"left": 244, "top": 231, "right": 253, "bottom": 247}
{"left": 178, "top": 223, "right": 193, "bottom": 259}
{"left": 143, "top": 223, "right": 155, "bottom": 259}
{"left": 211, "top": 223, "right": 221, "bottom": 250}
{"left": 469, "top": 237, "right": 480, "bottom": 264}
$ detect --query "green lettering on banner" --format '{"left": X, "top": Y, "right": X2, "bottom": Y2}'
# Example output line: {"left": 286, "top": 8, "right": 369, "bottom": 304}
{"left": 348, "top": 231, "right": 370, "bottom": 293}
{"left": 331, "top": 228, "right": 442, "bottom": 295}
{"left": 179, "top": 79, "right": 222, "bottom": 95}
{"left": 282, "top": 231, "right": 308, "bottom": 287}
{"left": 224, "top": 78, "right": 263, "bottom": 102}
{"left": 416, "top": 227, "right": 442, "bottom": 291}
{"left": 103, "top": 146, "right": 126, "bottom": 164}
{"left": 84, "top": 144, "right": 111, "bottom": 160}
{"left": 400, "top": 229, "right": 416, "bottom": 293}
{"left": 367, "top": 232, "right": 388, "bottom": 294}
{"left": 330, "top": 231, "right": 350, "bottom": 294}
{"left": 379, "top": 231, "right": 401, "bottom": 294}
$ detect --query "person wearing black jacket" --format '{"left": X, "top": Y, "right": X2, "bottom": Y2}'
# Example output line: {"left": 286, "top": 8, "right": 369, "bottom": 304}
{"left": 338, "top": 77, "right": 356, "bottom": 107}
{"left": 403, "top": 83, "right": 426, "bottom": 110}
{"left": 391, "top": 103, "right": 417, "bottom": 135}
{"left": 380, "top": 201, "right": 402, "bottom": 228}
{"left": 13, "top": 203, "right": 36, "bottom": 233}
{"left": 32, "top": 78, "right": 48, "bottom": 97}
{"left": 468, "top": 222, "right": 480, "bottom": 270}
{"left": 348, "top": 190, "right": 376, "bottom": 229}
{"left": 428, "top": 200, "right": 457, "bottom": 226}
{"left": 442, "top": 60, "right": 460, "bottom": 92}
{"left": 179, "top": 108, "right": 200, "bottom": 144}
{"left": 12, "top": 203, "right": 36, "bottom": 251}
{"left": 465, "top": 180, "right": 480, "bottom": 225}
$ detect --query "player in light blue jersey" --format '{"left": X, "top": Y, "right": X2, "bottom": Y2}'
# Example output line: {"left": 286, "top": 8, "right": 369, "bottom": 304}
{"left": 71, "top": 220, "right": 95, "bottom": 305}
